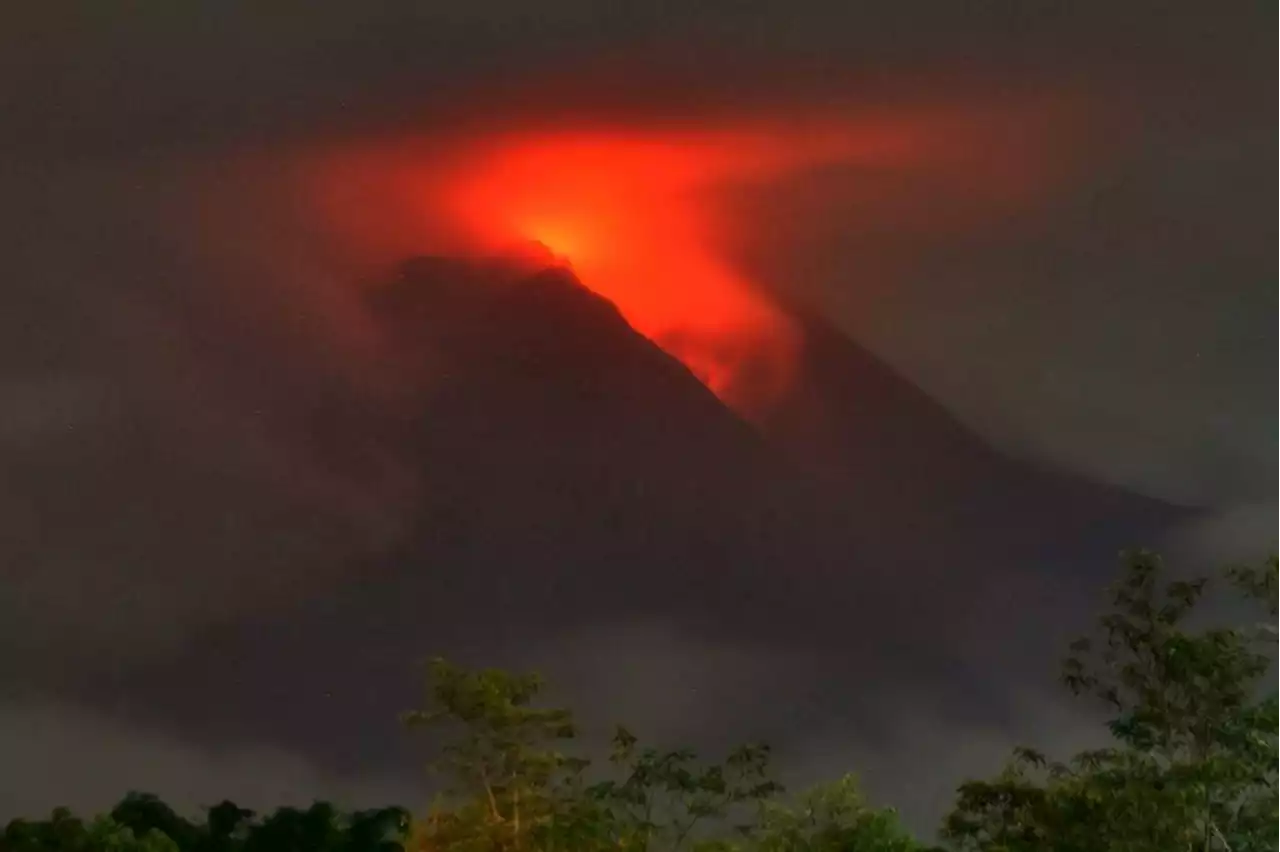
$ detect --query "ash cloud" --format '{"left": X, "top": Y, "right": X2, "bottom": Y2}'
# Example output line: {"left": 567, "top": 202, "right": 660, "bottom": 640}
{"left": 0, "top": 160, "right": 418, "bottom": 677}
{"left": 3, "top": 1, "right": 1270, "bottom": 510}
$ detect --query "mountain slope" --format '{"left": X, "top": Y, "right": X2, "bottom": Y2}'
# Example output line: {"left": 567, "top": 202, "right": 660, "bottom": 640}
{"left": 91, "top": 258, "right": 1192, "bottom": 783}
{"left": 764, "top": 306, "right": 1188, "bottom": 570}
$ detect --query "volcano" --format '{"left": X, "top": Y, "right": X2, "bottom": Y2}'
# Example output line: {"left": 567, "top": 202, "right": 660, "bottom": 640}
{"left": 96, "top": 257, "right": 1192, "bottom": 794}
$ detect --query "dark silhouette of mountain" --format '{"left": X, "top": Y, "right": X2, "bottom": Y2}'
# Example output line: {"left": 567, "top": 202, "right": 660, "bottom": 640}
{"left": 763, "top": 305, "right": 1189, "bottom": 569}
{"left": 94, "top": 257, "right": 1194, "bottom": 779}
{"left": 364, "top": 260, "right": 849, "bottom": 635}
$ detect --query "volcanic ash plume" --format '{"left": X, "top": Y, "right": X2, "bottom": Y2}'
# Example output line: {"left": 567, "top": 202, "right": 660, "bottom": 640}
{"left": 300, "top": 103, "right": 1079, "bottom": 415}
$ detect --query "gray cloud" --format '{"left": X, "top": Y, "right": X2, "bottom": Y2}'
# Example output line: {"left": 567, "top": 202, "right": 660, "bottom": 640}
{"left": 1166, "top": 503, "right": 1279, "bottom": 567}
{"left": 0, "top": 697, "right": 421, "bottom": 822}
{"left": 0, "top": 161, "right": 416, "bottom": 676}
{"left": 733, "top": 99, "right": 1273, "bottom": 508}
{"left": 519, "top": 622, "right": 828, "bottom": 747}
{"left": 0, "top": 375, "right": 115, "bottom": 444}
{"left": 455, "top": 620, "right": 1114, "bottom": 838}
{"left": 779, "top": 690, "right": 1110, "bottom": 837}
{"left": 1, "top": 3, "right": 1268, "bottom": 161}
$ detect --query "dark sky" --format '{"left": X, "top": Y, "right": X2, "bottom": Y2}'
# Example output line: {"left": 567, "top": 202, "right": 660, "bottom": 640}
{"left": 0, "top": 0, "right": 1274, "bottom": 835}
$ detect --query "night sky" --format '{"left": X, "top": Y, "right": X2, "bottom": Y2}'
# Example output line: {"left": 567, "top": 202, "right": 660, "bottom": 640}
{"left": 0, "top": 1, "right": 1274, "bottom": 836}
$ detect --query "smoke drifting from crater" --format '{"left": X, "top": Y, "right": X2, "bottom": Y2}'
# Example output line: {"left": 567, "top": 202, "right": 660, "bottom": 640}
{"left": 296, "top": 99, "right": 1082, "bottom": 412}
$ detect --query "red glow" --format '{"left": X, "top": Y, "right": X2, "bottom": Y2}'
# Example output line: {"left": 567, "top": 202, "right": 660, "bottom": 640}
{"left": 429, "top": 126, "right": 930, "bottom": 409}
{"left": 300, "top": 101, "right": 1080, "bottom": 412}
{"left": 442, "top": 135, "right": 769, "bottom": 403}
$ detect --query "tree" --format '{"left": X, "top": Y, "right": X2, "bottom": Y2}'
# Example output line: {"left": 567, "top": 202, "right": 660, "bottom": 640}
{"left": 345, "top": 808, "right": 414, "bottom": 852}
{"left": 403, "top": 657, "right": 588, "bottom": 851}
{"left": 196, "top": 801, "right": 254, "bottom": 852}
{"left": 2, "top": 808, "right": 180, "bottom": 852}
{"left": 109, "top": 795, "right": 197, "bottom": 850}
{"left": 747, "top": 775, "right": 926, "bottom": 852}
{"left": 2, "top": 798, "right": 410, "bottom": 852}
{"left": 943, "top": 551, "right": 1278, "bottom": 851}
{"left": 402, "top": 658, "right": 935, "bottom": 852}
{"left": 401, "top": 656, "right": 792, "bottom": 852}
{"left": 558, "top": 725, "right": 782, "bottom": 851}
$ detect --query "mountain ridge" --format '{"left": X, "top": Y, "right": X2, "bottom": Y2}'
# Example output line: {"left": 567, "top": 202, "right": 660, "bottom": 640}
{"left": 86, "top": 255, "right": 1193, "bottom": 787}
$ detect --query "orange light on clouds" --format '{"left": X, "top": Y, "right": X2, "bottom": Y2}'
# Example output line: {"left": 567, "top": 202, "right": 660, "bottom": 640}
{"left": 432, "top": 127, "right": 906, "bottom": 409}
{"left": 301, "top": 100, "right": 1079, "bottom": 412}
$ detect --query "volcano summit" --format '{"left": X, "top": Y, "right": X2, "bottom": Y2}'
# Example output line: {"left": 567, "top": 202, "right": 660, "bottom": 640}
{"left": 101, "top": 256, "right": 1192, "bottom": 813}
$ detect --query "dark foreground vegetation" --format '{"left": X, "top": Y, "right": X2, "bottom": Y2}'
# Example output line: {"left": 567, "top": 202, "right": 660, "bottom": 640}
{"left": 4, "top": 551, "right": 1275, "bottom": 851}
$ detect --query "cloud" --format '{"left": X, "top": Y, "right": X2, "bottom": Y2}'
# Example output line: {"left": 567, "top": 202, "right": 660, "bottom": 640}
{"left": 2, "top": 3, "right": 1267, "bottom": 162}
{"left": 0, "top": 376, "right": 116, "bottom": 445}
{"left": 518, "top": 622, "right": 826, "bottom": 745}
{"left": 0, "top": 697, "right": 422, "bottom": 822}
{"left": 1166, "top": 503, "right": 1278, "bottom": 566}
{"left": 0, "top": 160, "right": 418, "bottom": 676}
{"left": 778, "top": 690, "right": 1110, "bottom": 837}
{"left": 494, "top": 621, "right": 1113, "bottom": 837}
{"left": 732, "top": 102, "right": 1273, "bottom": 510}
{"left": 0, "top": 630, "right": 1100, "bottom": 837}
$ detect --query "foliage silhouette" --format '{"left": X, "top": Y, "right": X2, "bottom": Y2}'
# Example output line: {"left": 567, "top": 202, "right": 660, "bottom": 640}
{"left": 944, "top": 552, "right": 1277, "bottom": 851}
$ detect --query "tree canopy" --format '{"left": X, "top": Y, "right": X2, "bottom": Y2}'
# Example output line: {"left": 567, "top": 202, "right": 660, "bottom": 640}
{"left": 943, "top": 552, "right": 1277, "bottom": 851}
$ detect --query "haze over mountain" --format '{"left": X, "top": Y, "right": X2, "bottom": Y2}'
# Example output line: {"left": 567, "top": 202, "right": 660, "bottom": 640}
{"left": 59, "top": 255, "right": 1191, "bottom": 828}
